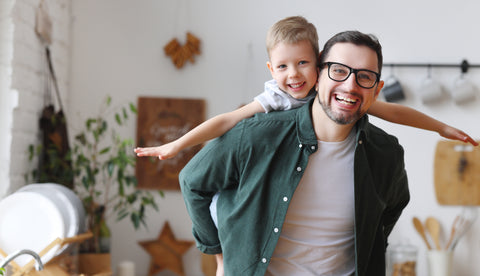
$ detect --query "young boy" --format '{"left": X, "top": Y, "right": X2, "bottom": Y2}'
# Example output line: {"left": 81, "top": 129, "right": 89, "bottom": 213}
{"left": 135, "top": 16, "right": 476, "bottom": 160}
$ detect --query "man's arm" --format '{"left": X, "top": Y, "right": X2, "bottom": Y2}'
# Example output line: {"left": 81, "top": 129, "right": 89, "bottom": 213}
{"left": 382, "top": 144, "right": 410, "bottom": 239}
{"left": 179, "top": 127, "right": 242, "bottom": 254}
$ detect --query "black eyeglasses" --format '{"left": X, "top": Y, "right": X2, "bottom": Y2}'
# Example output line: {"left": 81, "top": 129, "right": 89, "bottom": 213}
{"left": 323, "top": 62, "right": 380, "bottom": 89}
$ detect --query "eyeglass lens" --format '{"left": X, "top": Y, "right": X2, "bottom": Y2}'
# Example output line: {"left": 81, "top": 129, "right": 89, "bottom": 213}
{"left": 328, "top": 62, "right": 378, "bottom": 89}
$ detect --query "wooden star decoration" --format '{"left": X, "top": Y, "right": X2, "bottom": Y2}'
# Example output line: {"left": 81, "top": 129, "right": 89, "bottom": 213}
{"left": 139, "top": 221, "right": 194, "bottom": 276}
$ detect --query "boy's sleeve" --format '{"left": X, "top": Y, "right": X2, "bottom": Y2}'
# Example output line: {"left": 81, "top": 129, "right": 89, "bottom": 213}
{"left": 179, "top": 127, "right": 242, "bottom": 254}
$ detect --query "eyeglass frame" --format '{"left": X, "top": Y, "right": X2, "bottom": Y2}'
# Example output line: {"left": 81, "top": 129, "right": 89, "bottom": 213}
{"left": 322, "top": 62, "right": 381, "bottom": 89}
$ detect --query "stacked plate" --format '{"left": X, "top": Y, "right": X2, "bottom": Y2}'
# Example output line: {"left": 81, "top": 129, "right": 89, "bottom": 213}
{"left": 0, "top": 183, "right": 85, "bottom": 267}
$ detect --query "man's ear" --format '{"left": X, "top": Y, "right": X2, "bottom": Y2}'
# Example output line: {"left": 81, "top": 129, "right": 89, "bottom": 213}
{"left": 374, "top": 80, "right": 384, "bottom": 100}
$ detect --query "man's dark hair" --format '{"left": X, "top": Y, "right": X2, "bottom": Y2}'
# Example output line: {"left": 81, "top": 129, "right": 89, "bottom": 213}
{"left": 319, "top": 30, "right": 383, "bottom": 76}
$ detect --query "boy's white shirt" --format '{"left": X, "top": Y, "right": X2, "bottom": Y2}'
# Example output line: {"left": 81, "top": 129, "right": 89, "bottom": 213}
{"left": 254, "top": 79, "right": 317, "bottom": 113}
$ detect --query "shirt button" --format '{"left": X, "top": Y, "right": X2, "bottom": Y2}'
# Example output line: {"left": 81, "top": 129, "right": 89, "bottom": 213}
{"left": 359, "top": 140, "right": 363, "bottom": 145}
{"left": 299, "top": 144, "right": 303, "bottom": 148}
{"left": 311, "top": 145, "right": 316, "bottom": 150}
{"left": 262, "top": 258, "right": 267, "bottom": 263}
{"left": 296, "top": 167, "right": 302, "bottom": 172}
{"left": 274, "top": 227, "right": 279, "bottom": 233}
{"left": 283, "top": 196, "right": 288, "bottom": 202}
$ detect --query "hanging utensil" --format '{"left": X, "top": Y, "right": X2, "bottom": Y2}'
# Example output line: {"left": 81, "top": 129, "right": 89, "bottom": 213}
{"left": 33, "top": 0, "right": 73, "bottom": 188}
{"left": 449, "top": 207, "right": 478, "bottom": 251}
{"left": 445, "top": 215, "right": 460, "bottom": 250}
{"left": 425, "top": 216, "right": 442, "bottom": 250}
{"left": 412, "top": 217, "right": 432, "bottom": 250}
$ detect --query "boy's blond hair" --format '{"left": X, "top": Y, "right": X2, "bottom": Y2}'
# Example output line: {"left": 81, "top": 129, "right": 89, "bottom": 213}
{"left": 266, "top": 16, "right": 319, "bottom": 64}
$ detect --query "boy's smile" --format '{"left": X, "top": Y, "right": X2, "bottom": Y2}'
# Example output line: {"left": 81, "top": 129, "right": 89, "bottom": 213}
{"left": 267, "top": 40, "right": 318, "bottom": 99}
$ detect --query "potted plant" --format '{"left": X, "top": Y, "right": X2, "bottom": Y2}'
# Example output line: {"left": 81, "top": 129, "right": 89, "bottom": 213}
{"left": 27, "top": 96, "right": 162, "bottom": 272}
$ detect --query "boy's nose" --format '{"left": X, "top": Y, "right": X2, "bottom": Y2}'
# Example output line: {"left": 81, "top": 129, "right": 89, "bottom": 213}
{"left": 288, "top": 67, "right": 300, "bottom": 78}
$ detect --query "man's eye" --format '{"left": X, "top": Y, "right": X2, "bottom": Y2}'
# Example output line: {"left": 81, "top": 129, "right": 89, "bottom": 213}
{"left": 333, "top": 68, "right": 347, "bottom": 75}
{"left": 358, "top": 72, "right": 373, "bottom": 80}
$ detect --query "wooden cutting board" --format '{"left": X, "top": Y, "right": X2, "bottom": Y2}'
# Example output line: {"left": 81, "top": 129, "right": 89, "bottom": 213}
{"left": 434, "top": 140, "right": 480, "bottom": 205}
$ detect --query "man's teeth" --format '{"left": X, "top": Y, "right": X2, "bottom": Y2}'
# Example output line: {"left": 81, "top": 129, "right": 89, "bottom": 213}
{"left": 336, "top": 95, "right": 357, "bottom": 104}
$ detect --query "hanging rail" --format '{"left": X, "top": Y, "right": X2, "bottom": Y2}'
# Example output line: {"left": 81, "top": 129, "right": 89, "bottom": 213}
{"left": 384, "top": 60, "right": 480, "bottom": 73}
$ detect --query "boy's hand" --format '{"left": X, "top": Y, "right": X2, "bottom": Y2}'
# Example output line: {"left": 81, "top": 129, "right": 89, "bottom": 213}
{"left": 440, "top": 126, "right": 478, "bottom": 146}
{"left": 134, "top": 141, "right": 180, "bottom": 160}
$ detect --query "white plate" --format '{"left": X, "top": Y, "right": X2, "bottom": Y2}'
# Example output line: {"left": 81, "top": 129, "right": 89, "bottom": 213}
{"left": 0, "top": 191, "right": 65, "bottom": 267}
{"left": 17, "top": 183, "right": 86, "bottom": 254}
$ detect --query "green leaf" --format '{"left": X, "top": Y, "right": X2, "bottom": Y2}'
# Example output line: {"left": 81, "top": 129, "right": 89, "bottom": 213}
{"left": 131, "top": 212, "right": 141, "bottom": 229}
{"left": 107, "top": 160, "right": 115, "bottom": 177}
{"left": 99, "top": 147, "right": 111, "bottom": 155}
{"left": 129, "top": 103, "right": 137, "bottom": 114}
{"left": 28, "top": 144, "right": 34, "bottom": 160}
{"left": 115, "top": 113, "right": 122, "bottom": 125}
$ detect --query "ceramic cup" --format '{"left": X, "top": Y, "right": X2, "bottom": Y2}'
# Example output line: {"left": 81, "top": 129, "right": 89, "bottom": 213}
{"left": 382, "top": 77, "right": 405, "bottom": 102}
{"left": 451, "top": 76, "right": 477, "bottom": 104}
{"left": 427, "top": 250, "right": 453, "bottom": 276}
{"left": 419, "top": 77, "right": 445, "bottom": 104}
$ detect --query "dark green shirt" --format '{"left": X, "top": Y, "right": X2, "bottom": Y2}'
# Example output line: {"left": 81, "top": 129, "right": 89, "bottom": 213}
{"left": 180, "top": 100, "right": 409, "bottom": 276}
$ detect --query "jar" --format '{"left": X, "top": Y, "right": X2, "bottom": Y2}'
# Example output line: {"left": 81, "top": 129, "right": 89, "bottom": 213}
{"left": 387, "top": 243, "right": 417, "bottom": 276}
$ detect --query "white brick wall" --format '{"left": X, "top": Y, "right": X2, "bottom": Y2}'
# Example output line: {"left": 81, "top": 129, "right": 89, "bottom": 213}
{"left": 0, "top": 0, "right": 71, "bottom": 196}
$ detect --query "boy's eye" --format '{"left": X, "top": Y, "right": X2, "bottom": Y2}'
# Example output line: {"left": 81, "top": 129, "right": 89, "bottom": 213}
{"left": 299, "top": 60, "right": 308, "bottom": 65}
{"left": 277, "top": 64, "right": 287, "bottom": 69}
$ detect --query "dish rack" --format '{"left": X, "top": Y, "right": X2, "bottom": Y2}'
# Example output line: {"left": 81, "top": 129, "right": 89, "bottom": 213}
{"left": 0, "top": 232, "right": 93, "bottom": 276}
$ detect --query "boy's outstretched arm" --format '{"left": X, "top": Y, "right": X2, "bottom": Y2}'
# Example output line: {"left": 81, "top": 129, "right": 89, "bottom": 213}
{"left": 134, "top": 101, "right": 265, "bottom": 159}
{"left": 368, "top": 101, "right": 478, "bottom": 146}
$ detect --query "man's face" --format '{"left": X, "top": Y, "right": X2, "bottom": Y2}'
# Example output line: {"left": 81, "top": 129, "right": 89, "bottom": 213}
{"left": 316, "top": 43, "right": 384, "bottom": 125}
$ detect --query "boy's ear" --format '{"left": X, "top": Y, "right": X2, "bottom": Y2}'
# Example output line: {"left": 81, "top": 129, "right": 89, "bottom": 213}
{"left": 267, "top": 61, "right": 275, "bottom": 76}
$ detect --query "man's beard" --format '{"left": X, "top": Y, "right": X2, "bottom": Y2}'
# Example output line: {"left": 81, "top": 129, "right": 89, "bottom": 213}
{"left": 317, "top": 94, "right": 363, "bottom": 125}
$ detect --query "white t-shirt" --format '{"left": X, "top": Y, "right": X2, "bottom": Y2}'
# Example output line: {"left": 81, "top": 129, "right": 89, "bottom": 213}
{"left": 254, "top": 79, "right": 317, "bottom": 113}
{"left": 266, "top": 130, "right": 356, "bottom": 276}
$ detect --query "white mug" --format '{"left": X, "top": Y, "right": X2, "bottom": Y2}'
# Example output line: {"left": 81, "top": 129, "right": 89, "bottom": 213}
{"left": 451, "top": 76, "right": 477, "bottom": 104}
{"left": 427, "top": 250, "right": 453, "bottom": 276}
{"left": 419, "top": 77, "right": 445, "bottom": 104}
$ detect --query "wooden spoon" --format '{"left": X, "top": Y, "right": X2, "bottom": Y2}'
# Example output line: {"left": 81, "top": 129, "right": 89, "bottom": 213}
{"left": 425, "top": 216, "right": 442, "bottom": 250}
{"left": 412, "top": 217, "right": 432, "bottom": 250}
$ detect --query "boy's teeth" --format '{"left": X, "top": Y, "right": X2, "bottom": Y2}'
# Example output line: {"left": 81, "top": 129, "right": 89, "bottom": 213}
{"left": 290, "top": 83, "right": 302, "bottom": 88}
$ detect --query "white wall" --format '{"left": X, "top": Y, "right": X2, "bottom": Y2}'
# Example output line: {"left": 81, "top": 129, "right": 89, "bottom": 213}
{"left": 67, "top": 0, "right": 480, "bottom": 275}
{"left": 2, "top": 0, "right": 72, "bottom": 197}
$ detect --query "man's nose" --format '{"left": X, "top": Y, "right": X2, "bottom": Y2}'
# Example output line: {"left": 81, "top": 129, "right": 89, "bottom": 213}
{"left": 343, "top": 72, "right": 359, "bottom": 90}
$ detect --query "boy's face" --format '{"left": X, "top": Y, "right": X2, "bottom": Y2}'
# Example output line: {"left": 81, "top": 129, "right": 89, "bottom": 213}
{"left": 317, "top": 42, "right": 384, "bottom": 125}
{"left": 267, "top": 40, "right": 319, "bottom": 99}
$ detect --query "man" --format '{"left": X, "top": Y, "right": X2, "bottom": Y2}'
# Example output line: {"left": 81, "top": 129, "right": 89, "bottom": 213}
{"left": 180, "top": 30, "right": 409, "bottom": 276}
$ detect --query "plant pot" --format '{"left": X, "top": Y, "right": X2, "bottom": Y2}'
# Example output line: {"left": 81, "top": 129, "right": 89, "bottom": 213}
{"left": 78, "top": 253, "right": 112, "bottom": 276}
